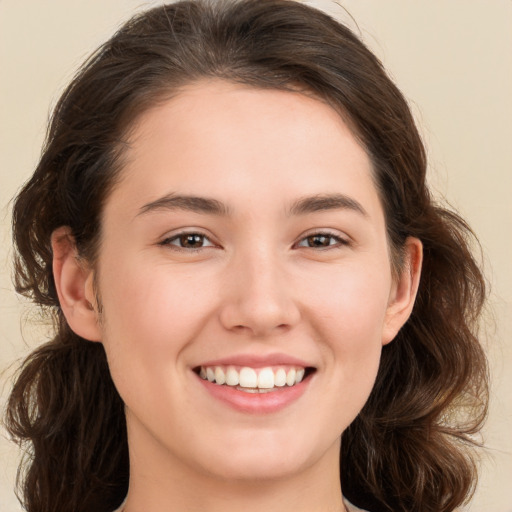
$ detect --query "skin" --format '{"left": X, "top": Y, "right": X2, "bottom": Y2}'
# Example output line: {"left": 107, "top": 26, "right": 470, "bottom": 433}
{"left": 52, "top": 81, "right": 422, "bottom": 512}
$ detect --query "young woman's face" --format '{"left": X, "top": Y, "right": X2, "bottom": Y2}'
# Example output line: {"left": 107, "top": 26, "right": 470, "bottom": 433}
{"left": 91, "top": 81, "right": 417, "bottom": 483}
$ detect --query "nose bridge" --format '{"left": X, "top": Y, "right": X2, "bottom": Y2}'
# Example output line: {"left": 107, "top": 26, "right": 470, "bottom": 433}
{"left": 219, "top": 242, "right": 300, "bottom": 335}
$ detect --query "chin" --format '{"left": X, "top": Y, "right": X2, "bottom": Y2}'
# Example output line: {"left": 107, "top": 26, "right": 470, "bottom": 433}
{"left": 192, "top": 433, "right": 321, "bottom": 483}
{"left": 204, "top": 455, "right": 305, "bottom": 483}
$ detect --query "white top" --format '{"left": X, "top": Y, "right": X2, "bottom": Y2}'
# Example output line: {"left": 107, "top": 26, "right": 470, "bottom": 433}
{"left": 344, "top": 497, "right": 370, "bottom": 511}
{"left": 113, "top": 497, "right": 369, "bottom": 512}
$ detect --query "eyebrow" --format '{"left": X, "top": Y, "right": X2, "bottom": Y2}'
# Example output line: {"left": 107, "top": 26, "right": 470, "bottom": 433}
{"left": 287, "top": 193, "right": 368, "bottom": 217}
{"left": 137, "top": 192, "right": 367, "bottom": 218}
{"left": 138, "top": 194, "right": 230, "bottom": 216}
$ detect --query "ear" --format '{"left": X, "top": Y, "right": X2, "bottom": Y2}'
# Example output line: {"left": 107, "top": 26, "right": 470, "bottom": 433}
{"left": 51, "top": 226, "right": 102, "bottom": 342}
{"left": 382, "top": 237, "right": 423, "bottom": 345}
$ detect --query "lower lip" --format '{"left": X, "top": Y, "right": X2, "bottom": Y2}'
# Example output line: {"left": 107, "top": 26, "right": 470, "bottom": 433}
{"left": 195, "top": 373, "right": 311, "bottom": 414}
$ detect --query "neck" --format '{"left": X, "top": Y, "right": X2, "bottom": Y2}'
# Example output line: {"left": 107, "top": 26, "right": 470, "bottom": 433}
{"left": 122, "top": 420, "right": 345, "bottom": 512}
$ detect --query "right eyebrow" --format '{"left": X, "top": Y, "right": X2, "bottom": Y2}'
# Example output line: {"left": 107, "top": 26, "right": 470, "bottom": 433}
{"left": 137, "top": 193, "right": 231, "bottom": 217}
{"left": 287, "top": 193, "right": 368, "bottom": 218}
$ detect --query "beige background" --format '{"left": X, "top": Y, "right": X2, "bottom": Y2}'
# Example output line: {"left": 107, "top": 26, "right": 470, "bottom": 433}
{"left": 1, "top": 1, "right": 511, "bottom": 510}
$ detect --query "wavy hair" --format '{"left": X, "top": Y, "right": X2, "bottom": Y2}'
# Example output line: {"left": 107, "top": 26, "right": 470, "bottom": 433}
{"left": 5, "top": 1, "right": 488, "bottom": 511}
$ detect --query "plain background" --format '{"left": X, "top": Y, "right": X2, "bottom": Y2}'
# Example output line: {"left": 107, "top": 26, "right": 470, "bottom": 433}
{"left": 1, "top": 1, "right": 511, "bottom": 510}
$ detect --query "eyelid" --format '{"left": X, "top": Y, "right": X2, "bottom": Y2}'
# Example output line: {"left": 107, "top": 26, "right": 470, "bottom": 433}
{"left": 157, "top": 228, "right": 351, "bottom": 251}
{"left": 158, "top": 228, "right": 219, "bottom": 250}
{"left": 294, "top": 229, "right": 351, "bottom": 249}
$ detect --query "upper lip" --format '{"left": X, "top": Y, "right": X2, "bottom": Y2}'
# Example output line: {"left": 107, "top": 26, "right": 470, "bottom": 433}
{"left": 196, "top": 353, "right": 313, "bottom": 369}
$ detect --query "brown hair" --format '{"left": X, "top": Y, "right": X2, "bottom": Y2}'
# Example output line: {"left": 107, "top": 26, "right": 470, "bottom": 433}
{"left": 5, "top": 1, "right": 488, "bottom": 511}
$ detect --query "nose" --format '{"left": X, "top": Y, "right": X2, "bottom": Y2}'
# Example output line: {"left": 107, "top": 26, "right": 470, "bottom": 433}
{"left": 218, "top": 248, "right": 301, "bottom": 337}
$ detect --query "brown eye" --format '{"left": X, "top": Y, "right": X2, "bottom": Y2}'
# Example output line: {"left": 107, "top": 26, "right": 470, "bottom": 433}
{"left": 306, "top": 235, "right": 331, "bottom": 247}
{"left": 161, "top": 232, "right": 215, "bottom": 249}
{"left": 179, "top": 234, "right": 206, "bottom": 248}
{"left": 297, "top": 233, "right": 348, "bottom": 249}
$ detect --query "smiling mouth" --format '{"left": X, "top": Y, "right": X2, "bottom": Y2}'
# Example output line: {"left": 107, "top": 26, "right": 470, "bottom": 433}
{"left": 194, "top": 365, "right": 316, "bottom": 393}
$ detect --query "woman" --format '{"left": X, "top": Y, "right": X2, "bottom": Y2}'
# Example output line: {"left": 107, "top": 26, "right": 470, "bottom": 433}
{"left": 5, "top": 1, "right": 488, "bottom": 511}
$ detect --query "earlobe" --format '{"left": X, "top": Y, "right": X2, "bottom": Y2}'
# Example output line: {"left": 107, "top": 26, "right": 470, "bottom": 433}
{"left": 382, "top": 237, "right": 423, "bottom": 345}
{"left": 51, "top": 226, "right": 102, "bottom": 342}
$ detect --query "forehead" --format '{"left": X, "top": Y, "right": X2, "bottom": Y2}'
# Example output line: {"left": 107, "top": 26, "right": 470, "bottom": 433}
{"left": 107, "top": 80, "right": 382, "bottom": 223}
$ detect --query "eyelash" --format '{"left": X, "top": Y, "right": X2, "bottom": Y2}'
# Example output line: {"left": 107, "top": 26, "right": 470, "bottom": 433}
{"left": 295, "top": 232, "right": 350, "bottom": 249}
{"left": 159, "top": 230, "right": 350, "bottom": 251}
{"left": 159, "top": 232, "right": 216, "bottom": 251}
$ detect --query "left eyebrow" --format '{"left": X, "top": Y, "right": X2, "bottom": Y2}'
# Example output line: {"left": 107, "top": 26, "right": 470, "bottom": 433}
{"left": 287, "top": 193, "right": 368, "bottom": 217}
{"left": 137, "top": 193, "right": 230, "bottom": 217}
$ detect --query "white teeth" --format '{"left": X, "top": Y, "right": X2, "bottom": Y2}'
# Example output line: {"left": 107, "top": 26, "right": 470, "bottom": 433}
{"left": 274, "top": 368, "right": 287, "bottom": 387}
{"left": 225, "top": 366, "right": 239, "bottom": 386}
{"left": 239, "top": 367, "right": 258, "bottom": 388}
{"left": 286, "top": 368, "right": 296, "bottom": 386}
{"left": 199, "top": 365, "right": 310, "bottom": 389}
{"left": 214, "top": 367, "right": 226, "bottom": 385}
{"left": 257, "top": 367, "right": 274, "bottom": 389}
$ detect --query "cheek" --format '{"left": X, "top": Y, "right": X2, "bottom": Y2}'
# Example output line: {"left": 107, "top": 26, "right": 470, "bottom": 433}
{"left": 96, "top": 258, "right": 217, "bottom": 396}
{"left": 306, "top": 260, "right": 391, "bottom": 345}
{"left": 291, "top": 266, "right": 389, "bottom": 443}
{"left": 304, "top": 261, "right": 390, "bottom": 404}
{"left": 100, "top": 257, "right": 213, "bottom": 338}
